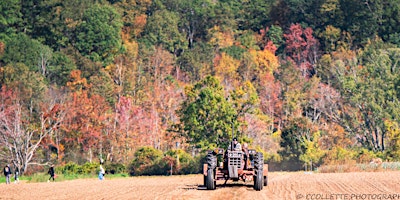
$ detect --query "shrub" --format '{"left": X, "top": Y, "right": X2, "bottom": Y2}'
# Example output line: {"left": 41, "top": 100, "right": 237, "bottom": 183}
{"left": 81, "top": 162, "right": 99, "bottom": 174}
{"left": 59, "top": 162, "right": 81, "bottom": 175}
{"left": 105, "top": 163, "right": 126, "bottom": 174}
{"left": 129, "top": 146, "right": 164, "bottom": 176}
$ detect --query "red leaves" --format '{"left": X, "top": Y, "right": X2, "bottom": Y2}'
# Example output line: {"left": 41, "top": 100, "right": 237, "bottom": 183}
{"left": 284, "top": 24, "right": 319, "bottom": 77}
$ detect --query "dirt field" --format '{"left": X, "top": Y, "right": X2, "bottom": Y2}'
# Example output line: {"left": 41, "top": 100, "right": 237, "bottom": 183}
{"left": 1, "top": 171, "right": 400, "bottom": 200}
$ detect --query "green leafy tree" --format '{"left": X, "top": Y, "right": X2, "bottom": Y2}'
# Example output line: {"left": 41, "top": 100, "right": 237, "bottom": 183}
{"left": 74, "top": 4, "right": 123, "bottom": 65}
{"left": 1, "top": 33, "right": 52, "bottom": 72}
{"left": 177, "top": 41, "right": 214, "bottom": 83}
{"left": 299, "top": 131, "right": 325, "bottom": 171}
{"left": 140, "top": 9, "right": 187, "bottom": 55}
{"left": 0, "top": 0, "right": 22, "bottom": 40}
{"left": 337, "top": 40, "right": 400, "bottom": 151}
{"left": 384, "top": 120, "right": 400, "bottom": 160}
{"left": 176, "top": 76, "right": 238, "bottom": 150}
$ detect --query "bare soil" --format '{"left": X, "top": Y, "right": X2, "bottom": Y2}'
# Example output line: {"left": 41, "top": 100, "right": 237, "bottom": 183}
{"left": 1, "top": 171, "right": 400, "bottom": 200}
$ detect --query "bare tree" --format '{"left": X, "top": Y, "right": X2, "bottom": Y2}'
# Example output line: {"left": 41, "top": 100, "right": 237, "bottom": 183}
{"left": 0, "top": 88, "right": 65, "bottom": 174}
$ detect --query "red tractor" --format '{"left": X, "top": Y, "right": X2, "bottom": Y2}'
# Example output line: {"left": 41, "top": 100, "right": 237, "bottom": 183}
{"left": 203, "top": 146, "right": 268, "bottom": 190}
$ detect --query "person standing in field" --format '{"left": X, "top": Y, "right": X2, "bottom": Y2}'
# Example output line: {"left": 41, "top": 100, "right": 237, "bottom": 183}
{"left": 47, "top": 164, "right": 55, "bottom": 182}
{"left": 14, "top": 167, "right": 19, "bottom": 184}
{"left": 3, "top": 164, "right": 12, "bottom": 184}
{"left": 98, "top": 165, "right": 105, "bottom": 180}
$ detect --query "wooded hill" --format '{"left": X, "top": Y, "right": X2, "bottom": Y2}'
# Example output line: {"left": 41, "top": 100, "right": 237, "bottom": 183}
{"left": 1, "top": 0, "right": 400, "bottom": 174}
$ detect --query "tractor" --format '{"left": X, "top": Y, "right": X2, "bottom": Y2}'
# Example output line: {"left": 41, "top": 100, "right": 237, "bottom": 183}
{"left": 203, "top": 142, "right": 268, "bottom": 191}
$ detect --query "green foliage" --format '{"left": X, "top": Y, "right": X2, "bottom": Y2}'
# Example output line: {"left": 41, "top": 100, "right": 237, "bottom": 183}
{"left": 74, "top": 4, "right": 123, "bottom": 65}
{"left": 299, "top": 131, "right": 325, "bottom": 169}
{"left": 323, "top": 147, "right": 358, "bottom": 165}
{"left": 129, "top": 147, "right": 164, "bottom": 176}
{"left": 105, "top": 163, "right": 126, "bottom": 174}
{"left": 59, "top": 162, "right": 81, "bottom": 175}
{"left": 58, "top": 162, "right": 99, "bottom": 175}
{"left": 278, "top": 117, "right": 311, "bottom": 171}
{"left": 221, "top": 46, "right": 246, "bottom": 60}
{"left": 176, "top": 76, "right": 238, "bottom": 150}
{"left": 384, "top": 120, "right": 400, "bottom": 161}
{"left": 266, "top": 25, "right": 284, "bottom": 51}
{"left": 0, "top": 63, "right": 47, "bottom": 104}
{"left": 1, "top": 33, "right": 52, "bottom": 72}
{"left": 141, "top": 9, "right": 187, "bottom": 55}
{"left": 177, "top": 42, "right": 214, "bottom": 82}
{"left": 165, "top": 149, "right": 201, "bottom": 174}
{"left": 0, "top": 0, "right": 21, "bottom": 40}
{"left": 47, "top": 52, "right": 76, "bottom": 86}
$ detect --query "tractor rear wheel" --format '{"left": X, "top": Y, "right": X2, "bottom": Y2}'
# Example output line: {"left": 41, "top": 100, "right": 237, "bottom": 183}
{"left": 206, "top": 168, "right": 215, "bottom": 190}
{"left": 254, "top": 152, "right": 263, "bottom": 170}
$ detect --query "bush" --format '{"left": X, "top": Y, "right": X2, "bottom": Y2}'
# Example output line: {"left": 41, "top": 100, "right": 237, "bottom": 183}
{"left": 59, "top": 162, "right": 81, "bottom": 175}
{"left": 58, "top": 162, "right": 99, "bottom": 175}
{"left": 81, "top": 162, "right": 99, "bottom": 174}
{"left": 129, "top": 146, "right": 164, "bottom": 176}
{"left": 105, "top": 163, "right": 126, "bottom": 174}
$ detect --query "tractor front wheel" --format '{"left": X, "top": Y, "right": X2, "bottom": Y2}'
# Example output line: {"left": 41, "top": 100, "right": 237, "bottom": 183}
{"left": 254, "top": 170, "right": 263, "bottom": 191}
{"left": 206, "top": 168, "right": 215, "bottom": 190}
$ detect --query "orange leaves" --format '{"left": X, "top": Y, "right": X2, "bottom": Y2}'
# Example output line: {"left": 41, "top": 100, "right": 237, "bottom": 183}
{"left": 132, "top": 14, "right": 147, "bottom": 37}
{"left": 66, "top": 70, "right": 89, "bottom": 91}
{"left": 249, "top": 48, "right": 279, "bottom": 75}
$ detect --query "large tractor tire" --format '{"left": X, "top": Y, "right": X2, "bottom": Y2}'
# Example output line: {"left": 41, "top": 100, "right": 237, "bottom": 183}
{"left": 254, "top": 152, "right": 263, "bottom": 171}
{"left": 254, "top": 169, "right": 263, "bottom": 191}
{"left": 206, "top": 168, "right": 215, "bottom": 190}
{"left": 206, "top": 153, "right": 217, "bottom": 169}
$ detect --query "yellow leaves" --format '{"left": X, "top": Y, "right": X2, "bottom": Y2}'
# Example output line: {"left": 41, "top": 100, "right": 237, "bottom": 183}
{"left": 214, "top": 52, "right": 240, "bottom": 82}
{"left": 320, "top": 0, "right": 339, "bottom": 13}
{"left": 385, "top": 120, "right": 400, "bottom": 146}
{"left": 122, "top": 38, "right": 139, "bottom": 59}
{"left": 208, "top": 26, "right": 234, "bottom": 49}
{"left": 249, "top": 49, "right": 279, "bottom": 75}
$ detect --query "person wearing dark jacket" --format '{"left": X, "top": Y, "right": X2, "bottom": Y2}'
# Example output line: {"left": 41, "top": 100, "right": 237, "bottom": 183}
{"left": 47, "top": 164, "right": 55, "bottom": 182}
{"left": 3, "top": 164, "right": 12, "bottom": 184}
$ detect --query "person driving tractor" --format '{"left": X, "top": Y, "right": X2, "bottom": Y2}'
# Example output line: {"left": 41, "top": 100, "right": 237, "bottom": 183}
{"left": 228, "top": 138, "right": 241, "bottom": 151}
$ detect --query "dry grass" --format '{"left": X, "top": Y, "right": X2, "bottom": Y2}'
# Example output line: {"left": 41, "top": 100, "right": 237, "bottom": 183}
{"left": 317, "top": 162, "right": 400, "bottom": 173}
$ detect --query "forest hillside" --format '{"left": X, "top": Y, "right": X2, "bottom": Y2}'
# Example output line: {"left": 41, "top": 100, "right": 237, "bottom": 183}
{"left": 1, "top": 0, "right": 400, "bottom": 174}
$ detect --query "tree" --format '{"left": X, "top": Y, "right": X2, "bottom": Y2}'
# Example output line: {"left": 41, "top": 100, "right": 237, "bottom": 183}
{"left": 0, "top": 86, "right": 64, "bottom": 174}
{"left": 175, "top": 76, "right": 237, "bottom": 150}
{"left": 140, "top": 10, "right": 187, "bottom": 55}
{"left": 74, "top": 4, "right": 123, "bottom": 65}
{"left": 284, "top": 24, "right": 319, "bottom": 78}
{"left": 299, "top": 131, "right": 325, "bottom": 171}
{"left": 384, "top": 120, "right": 400, "bottom": 160}
{"left": 1, "top": 33, "right": 53, "bottom": 72}
{"left": 0, "top": 0, "right": 22, "bottom": 40}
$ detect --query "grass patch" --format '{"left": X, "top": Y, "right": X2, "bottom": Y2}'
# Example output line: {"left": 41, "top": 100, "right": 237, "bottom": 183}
{"left": 317, "top": 162, "right": 400, "bottom": 173}
{"left": 3, "top": 173, "right": 131, "bottom": 183}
